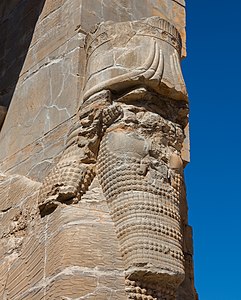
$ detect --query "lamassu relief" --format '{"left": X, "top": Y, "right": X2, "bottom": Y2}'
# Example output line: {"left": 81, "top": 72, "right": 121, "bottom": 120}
{"left": 0, "top": 1, "right": 197, "bottom": 299}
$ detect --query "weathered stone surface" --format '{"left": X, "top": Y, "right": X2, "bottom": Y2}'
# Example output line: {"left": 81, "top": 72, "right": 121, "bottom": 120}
{"left": 0, "top": 112, "right": 75, "bottom": 183}
{"left": 177, "top": 225, "right": 197, "bottom": 300}
{"left": 84, "top": 18, "right": 187, "bottom": 102}
{"left": 0, "top": 1, "right": 196, "bottom": 299}
{"left": 36, "top": 15, "right": 194, "bottom": 299}
{"left": 0, "top": 0, "right": 187, "bottom": 172}
{"left": 0, "top": 1, "right": 46, "bottom": 107}
{"left": 80, "top": 0, "right": 186, "bottom": 56}
{"left": 0, "top": 176, "right": 127, "bottom": 299}
{"left": 0, "top": 34, "right": 84, "bottom": 162}
{"left": 20, "top": 0, "right": 83, "bottom": 76}
{"left": 43, "top": 200, "right": 127, "bottom": 299}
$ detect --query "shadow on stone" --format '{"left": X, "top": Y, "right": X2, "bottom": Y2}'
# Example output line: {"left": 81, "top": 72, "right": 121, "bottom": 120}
{"left": 0, "top": 0, "right": 46, "bottom": 122}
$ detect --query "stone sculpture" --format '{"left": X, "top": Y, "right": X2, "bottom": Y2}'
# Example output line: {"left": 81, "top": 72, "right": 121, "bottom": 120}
{"left": 38, "top": 17, "right": 189, "bottom": 299}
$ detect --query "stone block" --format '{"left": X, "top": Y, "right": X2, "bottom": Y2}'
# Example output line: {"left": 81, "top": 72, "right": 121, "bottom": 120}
{"left": 46, "top": 274, "right": 97, "bottom": 299}
{"left": 0, "top": 195, "right": 127, "bottom": 299}
{"left": 0, "top": 117, "right": 74, "bottom": 182}
{"left": 0, "top": 1, "right": 196, "bottom": 299}
{"left": 4, "top": 234, "right": 45, "bottom": 300}
{"left": 0, "top": 173, "right": 40, "bottom": 264}
{"left": 0, "top": 261, "right": 8, "bottom": 298}
{"left": 21, "top": 0, "right": 83, "bottom": 76}
{"left": 0, "top": 172, "right": 39, "bottom": 212}
{"left": 0, "top": 0, "right": 46, "bottom": 107}
{"left": 39, "top": 0, "right": 65, "bottom": 21}
{"left": 0, "top": 33, "right": 84, "bottom": 162}
{"left": 0, "top": 0, "right": 186, "bottom": 174}
{"left": 80, "top": 0, "right": 186, "bottom": 56}
{"left": 45, "top": 202, "right": 125, "bottom": 276}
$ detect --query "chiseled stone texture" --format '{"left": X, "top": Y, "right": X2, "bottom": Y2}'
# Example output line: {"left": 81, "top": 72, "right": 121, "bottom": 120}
{"left": 0, "top": 0, "right": 85, "bottom": 168}
{"left": 0, "top": 34, "right": 84, "bottom": 163}
{"left": 0, "top": 115, "right": 75, "bottom": 182}
{"left": 0, "top": 176, "right": 127, "bottom": 299}
{"left": 0, "top": 1, "right": 196, "bottom": 299}
{"left": 177, "top": 225, "right": 197, "bottom": 300}
{"left": 80, "top": 0, "right": 186, "bottom": 56}
{"left": 0, "top": 172, "right": 41, "bottom": 292}
{"left": 0, "top": 0, "right": 186, "bottom": 176}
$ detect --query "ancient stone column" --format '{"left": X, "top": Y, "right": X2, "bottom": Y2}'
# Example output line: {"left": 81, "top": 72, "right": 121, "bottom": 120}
{"left": 37, "top": 16, "right": 194, "bottom": 299}
{"left": 0, "top": 1, "right": 197, "bottom": 299}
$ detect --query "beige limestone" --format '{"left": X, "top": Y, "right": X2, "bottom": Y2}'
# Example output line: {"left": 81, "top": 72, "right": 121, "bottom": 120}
{"left": 0, "top": 176, "right": 127, "bottom": 299}
{"left": 0, "top": 0, "right": 187, "bottom": 172}
{"left": 0, "top": 1, "right": 197, "bottom": 299}
{"left": 36, "top": 15, "right": 194, "bottom": 299}
{"left": 0, "top": 117, "right": 74, "bottom": 181}
{"left": 83, "top": 17, "right": 187, "bottom": 102}
{"left": 0, "top": 35, "right": 85, "bottom": 161}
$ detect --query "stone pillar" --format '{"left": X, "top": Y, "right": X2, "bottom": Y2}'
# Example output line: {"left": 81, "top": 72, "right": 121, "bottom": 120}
{"left": 0, "top": 1, "right": 197, "bottom": 299}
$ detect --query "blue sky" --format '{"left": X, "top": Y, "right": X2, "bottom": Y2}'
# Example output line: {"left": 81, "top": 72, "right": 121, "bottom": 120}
{"left": 182, "top": 1, "right": 241, "bottom": 299}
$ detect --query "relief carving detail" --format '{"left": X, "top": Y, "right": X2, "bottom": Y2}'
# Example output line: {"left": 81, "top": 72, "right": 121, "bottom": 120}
{"left": 38, "top": 17, "right": 189, "bottom": 300}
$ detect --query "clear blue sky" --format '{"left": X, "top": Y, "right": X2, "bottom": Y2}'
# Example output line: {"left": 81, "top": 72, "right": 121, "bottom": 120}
{"left": 182, "top": 1, "right": 241, "bottom": 299}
